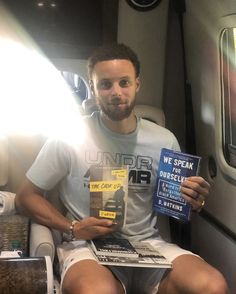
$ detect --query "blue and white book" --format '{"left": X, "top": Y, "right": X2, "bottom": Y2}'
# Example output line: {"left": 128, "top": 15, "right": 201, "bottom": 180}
{"left": 153, "top": 148, "right": 201, "bottom": 222}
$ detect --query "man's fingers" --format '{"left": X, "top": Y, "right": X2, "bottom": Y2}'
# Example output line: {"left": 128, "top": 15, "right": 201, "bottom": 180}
{"left": 180, "top": 176, "right": 210, "bottom": 212}
{"left": 83, "top": 217, "right": 114, "bottom": 227}
{"left": 181, "top": 176, "right": 210, "bottom": 198}
{"left": 181, "top": 193, "right": 205, "bottom": 211}
{"left": 73, "top": 217, "right": 116, "bottom": 240}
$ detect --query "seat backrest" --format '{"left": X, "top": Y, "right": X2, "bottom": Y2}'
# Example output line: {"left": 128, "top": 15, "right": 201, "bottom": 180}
{"left": 0, "top": 102, "right": 165, "bottom": 193}
{"left": 0, "top": 136, "right": 8, "bottom": 187}
{"left": 0, "top": 133, "right": 67, "bottom": 218}
{"left": 0, "top": 134, "right": 46, "bottom": 193}
{"left": 0, "top": 104, "right": 171, "bottom": 242}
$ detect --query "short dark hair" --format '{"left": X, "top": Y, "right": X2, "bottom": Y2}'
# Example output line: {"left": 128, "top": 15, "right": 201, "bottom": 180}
{"left": 87, "top": 43, "right": 140, "bottom": 79}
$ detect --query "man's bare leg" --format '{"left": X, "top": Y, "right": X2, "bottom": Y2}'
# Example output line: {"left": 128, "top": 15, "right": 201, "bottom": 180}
{"left": 158, "top": 254, "right": 229, "bottom": 294}
{"left": 62, "top": 259, "right": 125, "bottom": 294}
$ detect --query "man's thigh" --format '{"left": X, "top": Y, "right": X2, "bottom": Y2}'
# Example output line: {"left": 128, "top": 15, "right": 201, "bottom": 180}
{"left": 58, "top": 241, "right": 125, "bottom": 294}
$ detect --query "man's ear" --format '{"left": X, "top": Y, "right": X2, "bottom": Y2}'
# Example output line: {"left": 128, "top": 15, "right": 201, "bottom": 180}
{"left": 135, "top": 77, "right": 140, "bottom": 93}
{"left": 89, "top": 79, "right": 95, "bottom": 96}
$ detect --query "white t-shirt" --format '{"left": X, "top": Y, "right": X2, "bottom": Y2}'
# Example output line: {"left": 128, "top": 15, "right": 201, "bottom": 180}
{"left": 27, "top": 111, "right": 180, "bottom": 241}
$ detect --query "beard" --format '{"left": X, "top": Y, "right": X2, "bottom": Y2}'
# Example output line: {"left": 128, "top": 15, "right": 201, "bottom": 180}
{"left": 97, "top": 98, "right": 136, "bottom": 121}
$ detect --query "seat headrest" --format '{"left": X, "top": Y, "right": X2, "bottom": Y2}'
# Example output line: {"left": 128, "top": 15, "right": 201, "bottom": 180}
{"left": 82, "top": 98, "right": 165, "bottom": 127}
{"left": 82, "top": 98, "right": 98, "bottom": 115}
{"left": 134, "top": 104, "right": 165, "bottom": 127}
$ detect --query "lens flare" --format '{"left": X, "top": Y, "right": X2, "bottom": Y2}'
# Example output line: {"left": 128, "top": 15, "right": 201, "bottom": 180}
{"left": 0, "top": 5, "right": 85, "bottom": 147}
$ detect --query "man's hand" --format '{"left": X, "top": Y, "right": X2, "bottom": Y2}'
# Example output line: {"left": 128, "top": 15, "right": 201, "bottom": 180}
{"left": 73, "top": 217, "right": 116, "bottom": 240}
{"left": 180, "top": 176, "right": 210, "bottom": 212}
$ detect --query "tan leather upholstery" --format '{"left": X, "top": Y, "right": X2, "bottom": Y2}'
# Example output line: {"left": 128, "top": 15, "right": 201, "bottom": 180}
{"left": 82, "top": 98, "right": 165, "bottom": 127}
{"left": 0, "top": 136, "right": 8, "bottom": 186}
{"left": 134, "top": 104, "right": 165, "bottom": 127}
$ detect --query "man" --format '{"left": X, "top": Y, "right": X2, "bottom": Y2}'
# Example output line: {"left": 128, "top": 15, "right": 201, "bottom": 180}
{"left": 15, "top": 43, "right": 229, "bottom": 294}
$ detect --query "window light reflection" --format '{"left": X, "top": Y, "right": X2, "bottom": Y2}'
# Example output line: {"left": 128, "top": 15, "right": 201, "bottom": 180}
{"left": 0, "top": 7, "right": 85, "bottom": 147}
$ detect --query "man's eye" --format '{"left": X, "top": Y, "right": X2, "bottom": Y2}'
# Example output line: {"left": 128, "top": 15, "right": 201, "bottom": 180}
{"left": 99, "top": 80, "right": 112, "bottom": 90}
{"left": 119, "top": 79, "right": 130, "bottom": 87}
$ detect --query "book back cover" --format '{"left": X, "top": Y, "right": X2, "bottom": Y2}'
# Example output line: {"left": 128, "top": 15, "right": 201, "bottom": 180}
{"left": 90, "top": 165, "right": 128, "bottom": 227}
{"left": 90, "top": 238, "right": 139, "bottom": 258}
{"left": 88, "top": 239, "right": 172, "bottom": 268}
{"left": 153, "top": 148, "right": 201, "bottom": 222}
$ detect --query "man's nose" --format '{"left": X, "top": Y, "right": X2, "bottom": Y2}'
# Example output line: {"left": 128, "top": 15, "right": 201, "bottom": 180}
{"left": 111, "top": 82, "right": 122, "bottom": 96}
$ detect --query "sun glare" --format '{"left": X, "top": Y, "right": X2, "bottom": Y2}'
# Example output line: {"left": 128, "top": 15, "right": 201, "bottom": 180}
{"left": 0, "top": 6, "right": 85, "bottom": 146}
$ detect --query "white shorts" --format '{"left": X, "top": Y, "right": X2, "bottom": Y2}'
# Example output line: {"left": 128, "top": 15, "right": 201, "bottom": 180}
{"left": 57, "top": 239, "right": 199, "bottom": 294}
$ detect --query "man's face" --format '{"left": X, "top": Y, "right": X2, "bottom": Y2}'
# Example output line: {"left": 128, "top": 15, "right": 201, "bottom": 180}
{"left": 90, "top": 59, "right": 140, "bottom": 121}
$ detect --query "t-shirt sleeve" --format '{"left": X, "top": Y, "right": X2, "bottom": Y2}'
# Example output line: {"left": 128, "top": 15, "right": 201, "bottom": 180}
{"left": 26, "top": 138, "right": 70, "bottom": 190}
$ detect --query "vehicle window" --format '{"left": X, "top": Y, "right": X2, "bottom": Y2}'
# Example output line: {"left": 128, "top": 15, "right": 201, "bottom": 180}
{"left": 220, "top": 27, "right": 236, "bottom": 168}
{"left": 61, "top": 71, "right": 90, "bottom": 104}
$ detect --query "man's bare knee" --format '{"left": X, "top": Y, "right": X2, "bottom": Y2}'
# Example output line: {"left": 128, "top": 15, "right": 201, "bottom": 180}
{"left": 195, "top": 268, "right": 229, "bottom": 294}
{"left": 158, "top": 255, "right": 229, "bottom": 294}
{"left": 62, "top": 260, "right": 124, "bottom": 294}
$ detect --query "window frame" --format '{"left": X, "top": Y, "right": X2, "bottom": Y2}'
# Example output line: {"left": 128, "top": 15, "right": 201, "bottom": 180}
{"left": 220, "top": 27, "right": 236, "bottom": 168}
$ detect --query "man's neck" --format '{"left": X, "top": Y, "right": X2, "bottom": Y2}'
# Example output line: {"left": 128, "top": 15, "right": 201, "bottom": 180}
{"left": 100, "top": 111, "right": 137, "bottom": 134}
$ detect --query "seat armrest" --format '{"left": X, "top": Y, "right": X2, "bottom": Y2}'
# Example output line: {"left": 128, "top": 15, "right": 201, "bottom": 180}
{"left": 30, "top": 222, "right": 55, "bottom": 262}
